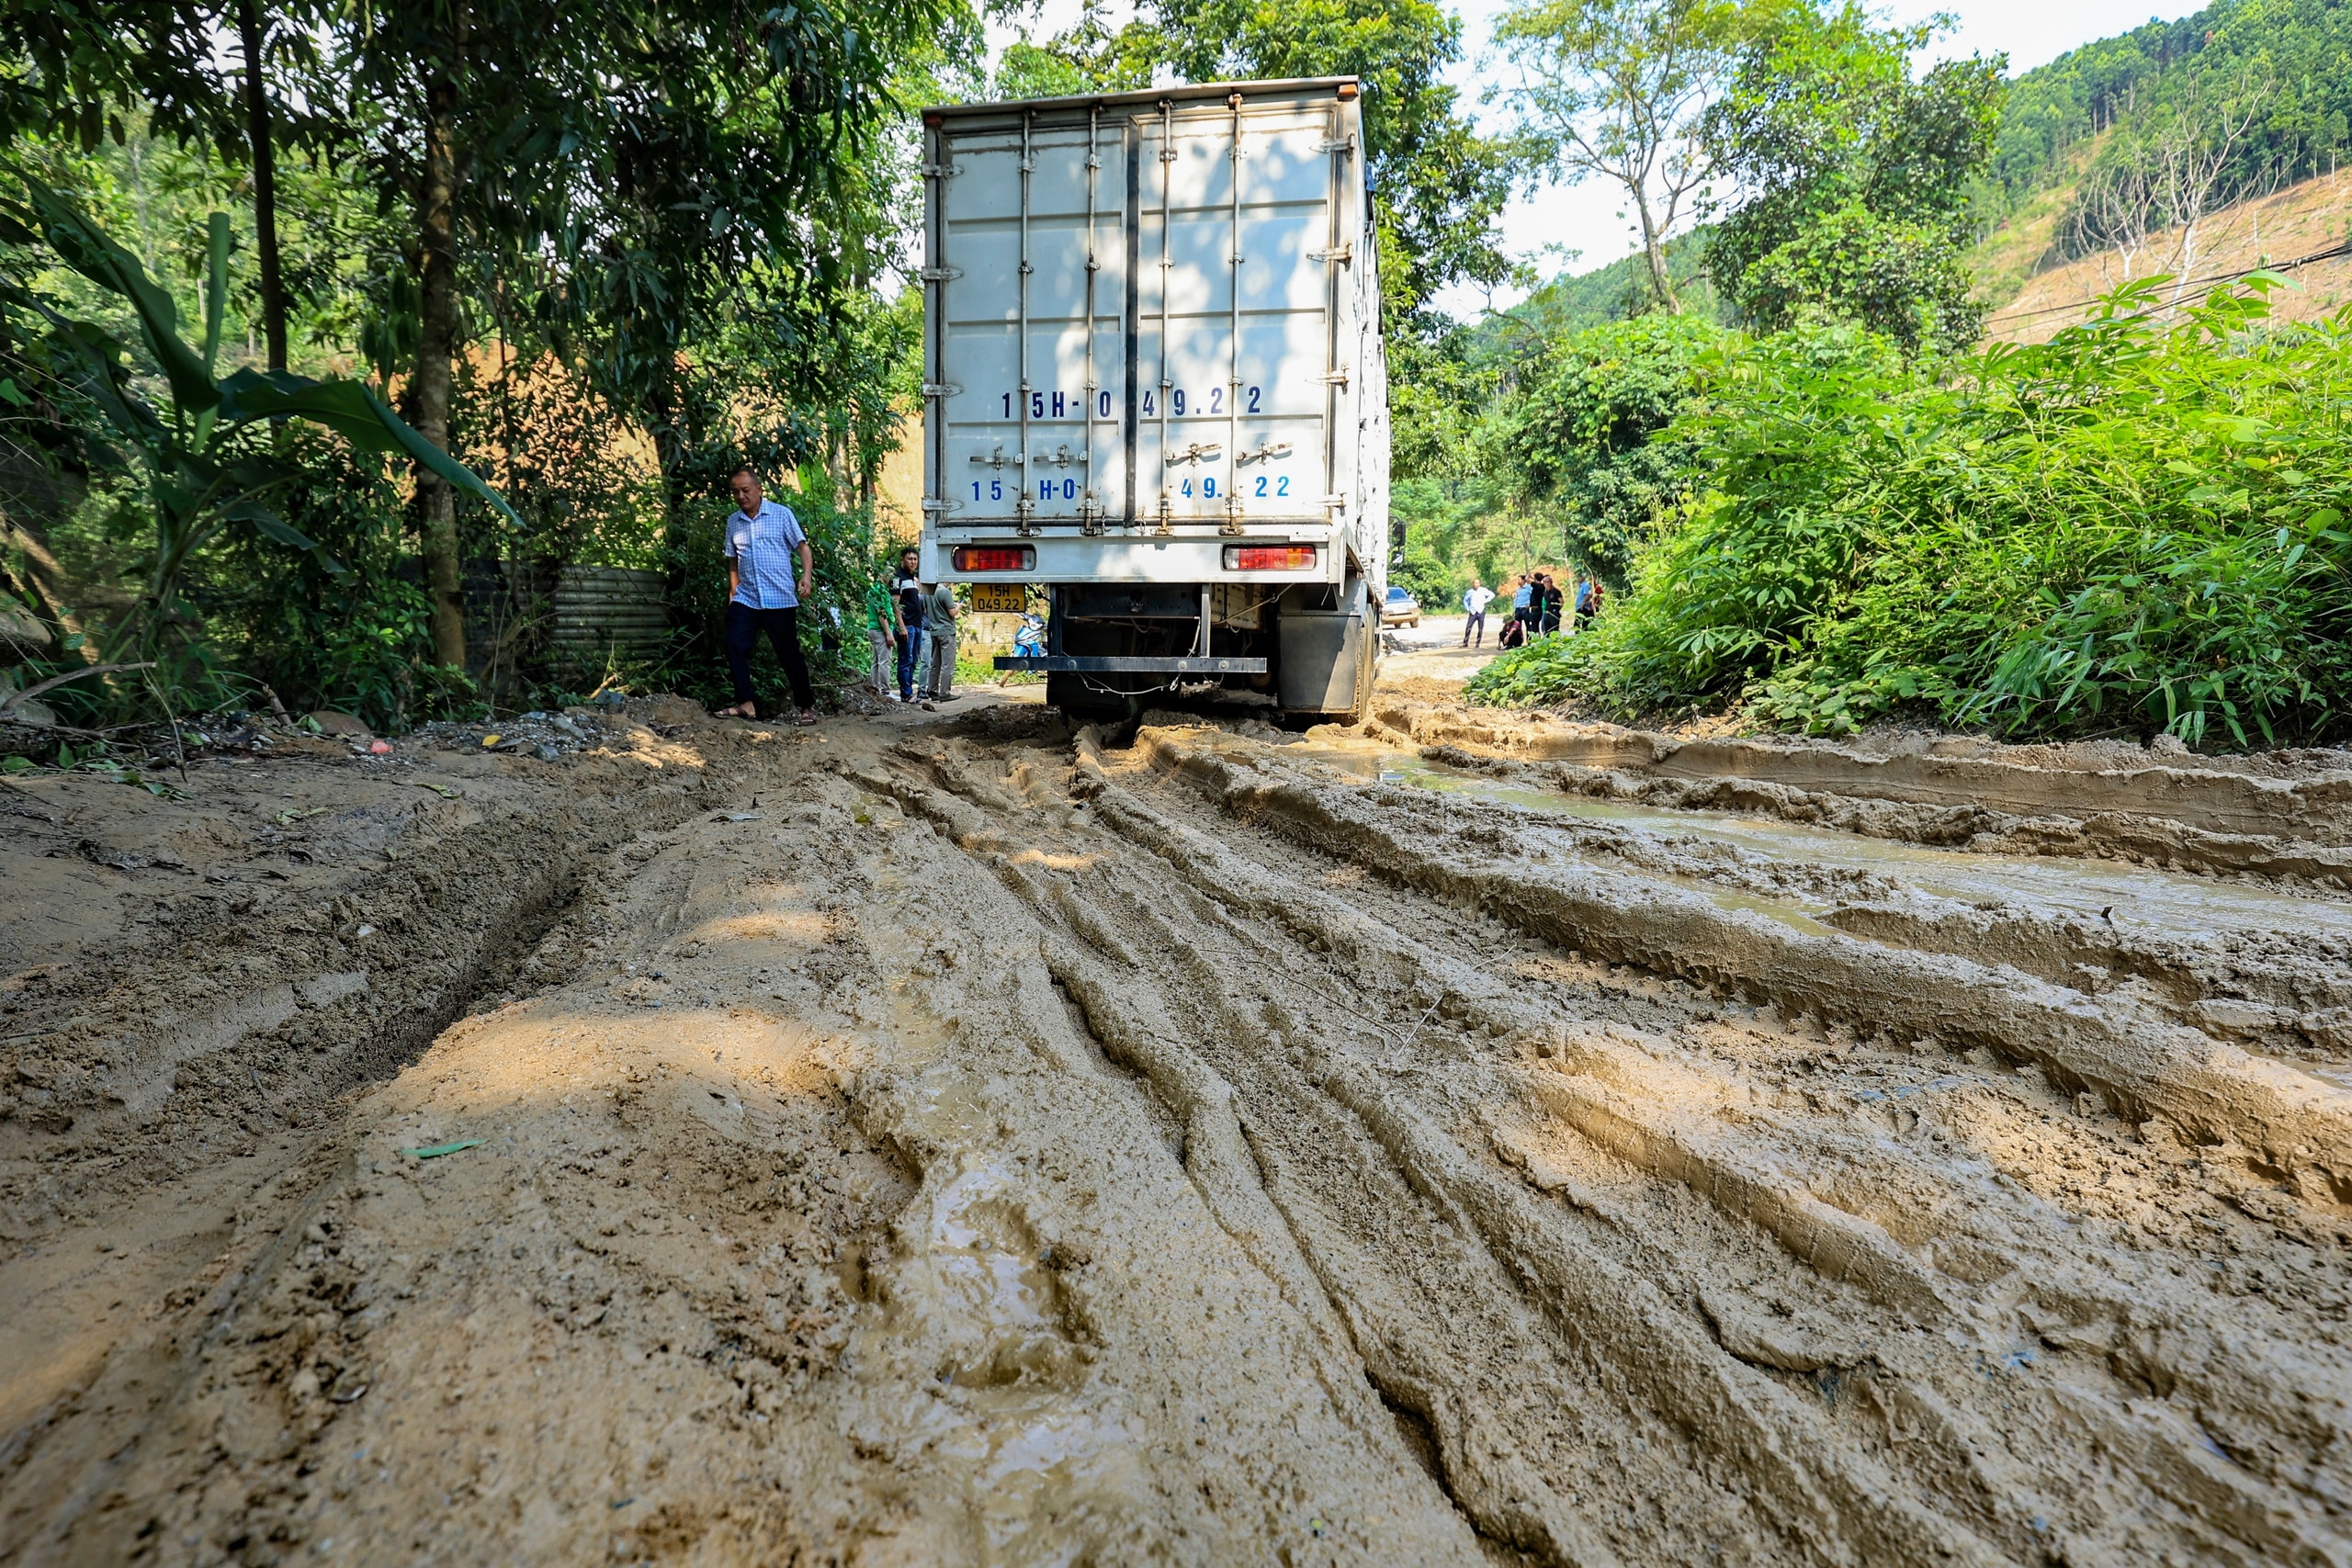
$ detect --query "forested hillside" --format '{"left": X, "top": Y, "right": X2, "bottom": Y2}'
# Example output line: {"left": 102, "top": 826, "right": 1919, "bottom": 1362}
{"left": 1989, "top": 0, "right": 2352, "bottom": 213}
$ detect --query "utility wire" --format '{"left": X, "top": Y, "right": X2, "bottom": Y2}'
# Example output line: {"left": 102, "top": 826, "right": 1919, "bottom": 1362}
{"left": 1983, "top": 234, "right": 2352, "bottom": 329}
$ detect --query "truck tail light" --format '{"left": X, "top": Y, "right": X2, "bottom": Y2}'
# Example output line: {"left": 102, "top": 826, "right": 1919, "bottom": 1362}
{"left": 1224, "top": 545, "right": 1317, "bottom": 570}
{"left": 954, "top": 546, "right": 1035, "bottom": 572}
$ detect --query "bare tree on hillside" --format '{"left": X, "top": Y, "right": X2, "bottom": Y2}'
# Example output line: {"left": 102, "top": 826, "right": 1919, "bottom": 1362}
{"left": 2069, "top": 70, "right": 2278, "bottom": 310}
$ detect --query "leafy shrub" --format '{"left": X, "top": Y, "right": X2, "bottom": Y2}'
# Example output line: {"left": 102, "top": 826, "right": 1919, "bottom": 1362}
{"left": 1462, "top": 633, "right": 1592, "bottom": 707}
{"left": 1473, "top": 279, "right": 2352, "bottom": 750}
{"left": 205, "top": 430, "right": 489, "bottom": 732}
{"left": 1487, "top": 311, "right": 1729, "bottom": 586}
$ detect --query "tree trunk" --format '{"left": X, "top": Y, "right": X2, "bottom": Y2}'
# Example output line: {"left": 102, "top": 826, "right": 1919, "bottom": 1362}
{"left": 1635, "top": 194, "right": 1679, "bottom": 312}
{"left": 415, "top": 68, "right": 466, "bottom": 671}
{"left": 236, "top": 0, "right": 287, "bottom": 372}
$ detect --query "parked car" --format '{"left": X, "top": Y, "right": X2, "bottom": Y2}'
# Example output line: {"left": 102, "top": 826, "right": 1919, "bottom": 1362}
{"left": 1381, "top": 585, "right": 1421, "bottom": 628}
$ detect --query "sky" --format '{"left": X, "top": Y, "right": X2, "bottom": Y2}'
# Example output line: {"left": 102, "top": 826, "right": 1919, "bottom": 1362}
{"left": 983, "top": 1, "right": 2211, "bottom": 315}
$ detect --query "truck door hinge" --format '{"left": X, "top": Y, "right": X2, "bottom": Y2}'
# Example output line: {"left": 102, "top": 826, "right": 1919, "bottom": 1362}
{"left": 1308, "top": 243, "right": 1353, "bottom": 266}
{"left": 922, "top": 382, "right": 962, "bottom": 399}
{"left": 920, "top": 265, "right": 963, "bottom": 282}
{"left": 922, "top": 497, "right": 964, "bottom": 514}
{"left": 921, "top": 162, "right": 961, "bottom": 178}
{"left": 1320, "top": 369, "right": 1351, "bottom": 387}
{"left": 1316, "top": 136, "right": 1356, "bottom": 155}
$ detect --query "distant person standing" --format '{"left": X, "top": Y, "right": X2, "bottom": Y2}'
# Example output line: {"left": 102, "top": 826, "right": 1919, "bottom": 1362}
{"left": 715, "top": 465, "right": 817, "bottom": 726}
{"left": 863, "top": 573, "right": 898, "bottom": 698}
{"left": 1510, "top": 573, "right": 1534, "bottom": 634}
{"left": 1572, "top": 574, "right": 1594, "bottom": 633}
{"left": 1461, "top": 579, "right": 1494, "bottom": 648}
{"left": 921, "top": 579, "right": 959, "bottom": 707}
{"left": 891, "top": 547, "right": 926, "bottom": 705}
{"left": 1537, "top": 573, "right": 1564, "bottom": 636}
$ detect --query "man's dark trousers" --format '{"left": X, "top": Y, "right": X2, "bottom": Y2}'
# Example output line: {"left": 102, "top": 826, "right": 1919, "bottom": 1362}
{"left": 724, "top": 603, "right": 815, "bottom": 712}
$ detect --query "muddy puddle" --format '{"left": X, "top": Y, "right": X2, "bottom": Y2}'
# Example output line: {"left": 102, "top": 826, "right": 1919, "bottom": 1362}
{"left": 1323, "top": 746, "right": 2352, "bottom": 945}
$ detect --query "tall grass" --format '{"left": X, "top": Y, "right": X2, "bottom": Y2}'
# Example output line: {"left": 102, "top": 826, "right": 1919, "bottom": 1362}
{"left": 1467, "top": 278, "right": 2352, "bottom": 749}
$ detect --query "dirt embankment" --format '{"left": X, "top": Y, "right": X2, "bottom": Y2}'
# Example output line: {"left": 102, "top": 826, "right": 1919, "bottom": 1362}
{"left": 4, "top": 684, "right": 2350, "bottom": 1565}
{"left": 1375, "top": 697, "right": 2352, "bottom": 877}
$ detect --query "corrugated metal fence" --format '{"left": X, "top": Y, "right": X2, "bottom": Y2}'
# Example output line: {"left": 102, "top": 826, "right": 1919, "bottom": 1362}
{"left": 550, "top": 567, "right": 668, "bottom": 657}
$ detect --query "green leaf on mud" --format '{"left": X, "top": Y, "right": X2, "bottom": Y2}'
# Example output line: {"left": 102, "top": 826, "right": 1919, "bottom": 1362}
{"left": 401, "top": 1139, "right": 485, "bottom": 1159}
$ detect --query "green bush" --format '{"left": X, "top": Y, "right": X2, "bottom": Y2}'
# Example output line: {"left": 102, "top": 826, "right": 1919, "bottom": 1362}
{"left": 1486, "top": 311, "right": 1729, "bottom": 587}
{"left": 1470, "top": 279, "right": 2352, "bottom": 750}
{"left": 1461, "top": 633, "right": 1590, "bottom": 707}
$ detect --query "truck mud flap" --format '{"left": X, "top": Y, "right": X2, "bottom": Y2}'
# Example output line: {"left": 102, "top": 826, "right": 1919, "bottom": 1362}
{"left": 996, "top": 656, "right": 1269, "bottom": 674}
{"left": 1278, "top": 608, "right": 1368, "bottom": 715}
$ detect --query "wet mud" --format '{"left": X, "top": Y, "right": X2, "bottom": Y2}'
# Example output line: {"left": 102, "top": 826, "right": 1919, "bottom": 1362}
{"left": 3, "top": 686, "right": 2349, "bottom": 1564}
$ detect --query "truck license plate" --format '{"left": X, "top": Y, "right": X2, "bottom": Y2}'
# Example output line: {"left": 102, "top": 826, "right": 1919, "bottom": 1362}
{"left": 968, "top": 584, "right": 1027, "bottom": 615}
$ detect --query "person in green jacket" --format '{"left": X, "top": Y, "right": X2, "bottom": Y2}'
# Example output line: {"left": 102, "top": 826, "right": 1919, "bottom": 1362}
{"left": 863, "top": 577, "right": 899, "bottom": 699}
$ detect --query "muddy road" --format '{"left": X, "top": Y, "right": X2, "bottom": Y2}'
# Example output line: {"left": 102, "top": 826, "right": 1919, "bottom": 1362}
{"left": 4, "top": 680, "right": 2350, "bottom": 1565}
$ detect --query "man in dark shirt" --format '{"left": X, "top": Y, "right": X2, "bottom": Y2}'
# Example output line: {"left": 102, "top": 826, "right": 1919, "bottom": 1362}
{"left": 891, "top": 547, "right": 926, "bottom": 705}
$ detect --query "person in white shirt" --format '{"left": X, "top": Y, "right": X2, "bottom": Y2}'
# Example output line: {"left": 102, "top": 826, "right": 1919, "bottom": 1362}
{"left": 716, "top": 466, "right": 816, "bottom": 726}
{"left": 1461, "top": 579, "right": 1495, "bottom": 648}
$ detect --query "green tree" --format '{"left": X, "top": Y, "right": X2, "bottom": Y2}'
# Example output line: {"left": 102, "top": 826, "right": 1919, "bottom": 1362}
{"left": 0, "top": 1, "right": 345, "bottom": 371}
{"left": 322, "top": 0, "right": 957, "bottom": 670}
{"left": 1493, "top": 0, "right": 1781, "bottom": 310}
{"left": 1700, "top": 4, "right": 2002, "bottom": 351}
{"left": 1487, "top": 310, "right": 1726, "bottom": 584}
{"left": 4, "top": 180, "right": 514, "bottom": 676}
{"left": 1025, "top": 0, "right": 1518, "bottom": 323}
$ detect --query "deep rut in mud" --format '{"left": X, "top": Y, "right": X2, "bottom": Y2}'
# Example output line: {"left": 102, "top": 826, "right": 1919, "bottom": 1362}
{"left": 5, "top": 697, "right": 2350, "bottom": 1565}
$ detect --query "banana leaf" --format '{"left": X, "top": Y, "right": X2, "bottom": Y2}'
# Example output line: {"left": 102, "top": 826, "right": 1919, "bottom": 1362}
{"left": 218, "top": 371, "right": 522, "bottom": 529}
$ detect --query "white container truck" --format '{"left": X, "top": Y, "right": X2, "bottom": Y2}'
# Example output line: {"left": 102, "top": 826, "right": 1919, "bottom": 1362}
{"left": 919, "top": 77, "right": 1387, "bottom": 723}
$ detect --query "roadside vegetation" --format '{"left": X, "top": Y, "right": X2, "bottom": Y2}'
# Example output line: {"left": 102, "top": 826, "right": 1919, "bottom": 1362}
{"left": 1467, "top": 279, "right": 2352, "bottom": 745}
{"left": 1440, "top": 0, "right": 2352, "bottom": 750}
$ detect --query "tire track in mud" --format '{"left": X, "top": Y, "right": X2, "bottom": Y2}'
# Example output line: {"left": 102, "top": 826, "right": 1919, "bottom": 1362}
{"left": 14, "top": 702, "right": 2352, "bottom": 1564}
{"left": 873, "top": 720, "right": 2351, "bottom": 1565}
{"left": 1136, "top": 727, "right": 2352, "bottom": 1190}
